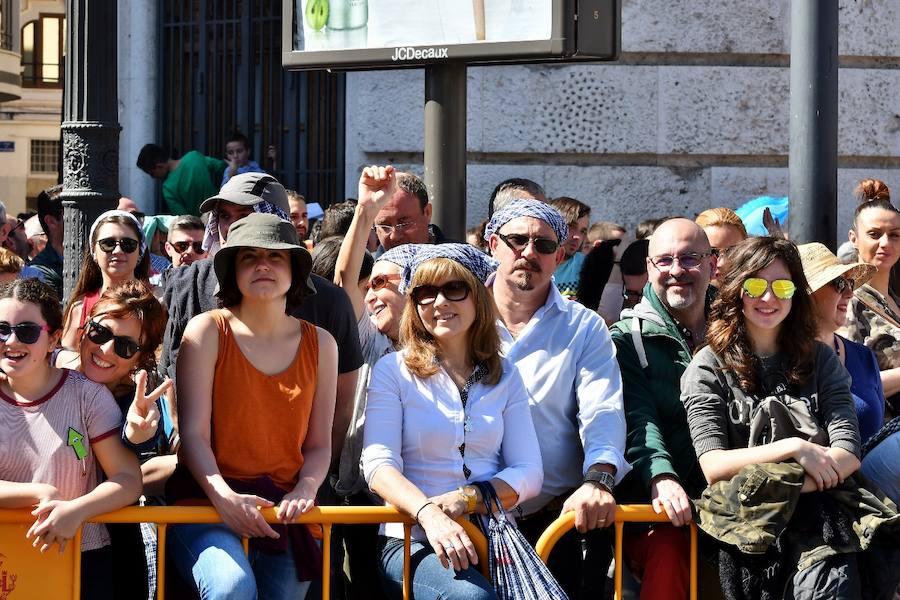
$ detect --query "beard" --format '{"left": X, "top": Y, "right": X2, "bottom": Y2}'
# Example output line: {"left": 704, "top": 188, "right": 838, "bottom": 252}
{"left": 662, "top": 274, "right": 697, "bottom": 310}
{"left": 507, "top": 257, "right": 543, "bottom": 291}
{"left": 514, "top": 271, "right": 536, "bottom": 291}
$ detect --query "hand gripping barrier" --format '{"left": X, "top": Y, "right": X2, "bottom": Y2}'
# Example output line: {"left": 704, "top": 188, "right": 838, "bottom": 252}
{"left": 0, "top": 506, "right": 488, "bottom": 600}
{"left": 533, "top": 505, "right": 698, "bottom": 600}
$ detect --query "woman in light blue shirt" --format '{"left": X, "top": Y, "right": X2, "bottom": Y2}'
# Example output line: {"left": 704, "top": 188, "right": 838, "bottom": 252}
{"left": 362, "top": 251, "right": 543, "bottom": 600}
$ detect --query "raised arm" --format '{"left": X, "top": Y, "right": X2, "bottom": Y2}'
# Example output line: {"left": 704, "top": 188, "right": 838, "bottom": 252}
{"left": 334, "top": 165, "right": 398, "bottom": 320}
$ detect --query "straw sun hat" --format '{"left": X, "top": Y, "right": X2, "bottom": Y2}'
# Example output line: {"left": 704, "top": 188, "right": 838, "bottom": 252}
{"left": 797, "top": 242, "right": 876, "bottom": 294}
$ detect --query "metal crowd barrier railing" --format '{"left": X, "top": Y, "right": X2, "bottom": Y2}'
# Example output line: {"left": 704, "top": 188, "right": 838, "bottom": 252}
{"left": 0, "top": 506, "right": 487, "bottom": 600}
{"left": 0, "top": 504, "right": 696, "bottom": 599}
{"left": 534, "top": 505, "right": 698, "bottom": 600}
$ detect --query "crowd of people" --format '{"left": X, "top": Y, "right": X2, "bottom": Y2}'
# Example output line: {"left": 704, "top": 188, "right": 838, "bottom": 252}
{"left": 0, "top": 138, "right": 898, "bottom": 600}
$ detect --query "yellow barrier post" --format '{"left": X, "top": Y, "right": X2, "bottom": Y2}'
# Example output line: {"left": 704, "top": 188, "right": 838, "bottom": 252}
{"left": 534, "top": 504, "right": 698, "bottom": 600}
{"left": 321, "top": 524, "right": 332, "bottom": 600}
{"left": 156, "top": 524, "right": 167, "bottom": 600}
{"left": 403, "top": 523, "right": 412, "bottom": 600}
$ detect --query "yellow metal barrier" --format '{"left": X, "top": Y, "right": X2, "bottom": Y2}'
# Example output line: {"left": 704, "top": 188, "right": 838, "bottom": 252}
{"left": 534, "top": 505, "right": 698, "bottom": 600}
{"left": 0, "top": 506, "right": 489, "bottom": 600}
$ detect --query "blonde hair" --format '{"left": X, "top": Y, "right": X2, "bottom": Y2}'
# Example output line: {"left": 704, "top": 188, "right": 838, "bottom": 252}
{"left": 695, "top": 207, "right": 748, "bottom": 239}
{"left": 0, "top": 247, "right": 24, "bottom": 275}
{"left": 400, "top": 258, "right": 501, "bottom": 385}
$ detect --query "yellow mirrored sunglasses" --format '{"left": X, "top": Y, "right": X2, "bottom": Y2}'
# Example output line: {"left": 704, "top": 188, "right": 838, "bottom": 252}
{"left": 742, "top": 277, "right": 796, "bottom": 300}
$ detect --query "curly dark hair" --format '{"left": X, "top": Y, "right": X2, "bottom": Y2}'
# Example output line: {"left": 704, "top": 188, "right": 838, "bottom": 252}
{"left": 87, "top": 280, "right": 167, "bottom": 374}
{"left": 706, "top": 236, "right": 817, "bottom": 393}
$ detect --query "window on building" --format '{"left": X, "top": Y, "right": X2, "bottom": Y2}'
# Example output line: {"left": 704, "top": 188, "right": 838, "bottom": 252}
{"left": 21, "top": 14, "right": 65, "bottom": 88}
{"left": 1, "top": 0, "right": 16, "bottom": 52}
{"left": 30, "top": 139, "right": 59, "bottom": 173}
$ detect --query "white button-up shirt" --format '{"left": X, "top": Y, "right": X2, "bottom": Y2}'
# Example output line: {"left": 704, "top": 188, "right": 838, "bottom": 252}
{"left": 362, "top": 351, "right": 544, "bottom": 539}
{"left": 495, "top": 282, "right": 630, "bottom": 515}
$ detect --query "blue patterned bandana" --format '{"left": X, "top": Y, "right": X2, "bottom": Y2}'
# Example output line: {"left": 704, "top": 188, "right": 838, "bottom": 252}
{"left": 376, "top": 243, "right": 425, "bottom": 294}
{"left": 408, "top": 243, "right": 498, "bottom": 292}
{"left": 484, "top": 198, "right": 568, "bottom": 243}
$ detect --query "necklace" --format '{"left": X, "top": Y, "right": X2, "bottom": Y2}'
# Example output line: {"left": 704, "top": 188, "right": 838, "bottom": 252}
{"left": 832, "top": 334, "right": 841, "bottom": 360}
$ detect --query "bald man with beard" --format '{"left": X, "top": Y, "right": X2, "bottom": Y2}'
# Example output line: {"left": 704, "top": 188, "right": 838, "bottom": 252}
{"left": 610, "top": 218, "right": 717, "bottom": 600}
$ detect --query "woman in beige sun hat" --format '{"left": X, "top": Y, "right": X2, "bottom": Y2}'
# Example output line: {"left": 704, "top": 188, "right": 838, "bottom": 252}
{"left": 798, "top": 242, "right": 885, "bottom": 444}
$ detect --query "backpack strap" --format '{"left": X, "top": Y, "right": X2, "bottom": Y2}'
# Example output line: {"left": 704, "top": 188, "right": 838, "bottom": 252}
{"left": 630, "top": 315, "right": 649, "bottom": 370}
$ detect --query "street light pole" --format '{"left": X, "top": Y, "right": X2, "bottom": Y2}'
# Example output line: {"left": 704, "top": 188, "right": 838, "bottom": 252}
{"left": 788, "top": 0, "right": 838, "bottom": 248}
{"left": 424, "top": 63, "right": 467, "bottom": 241}
{"left": 62, "top": 0, "right": 121, "bottom": 301}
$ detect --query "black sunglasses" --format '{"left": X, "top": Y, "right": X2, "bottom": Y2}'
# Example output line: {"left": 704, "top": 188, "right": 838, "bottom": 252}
{"left": 86, "top": 320, "right": 141, "bottom": 359}
{"left": 829, "top": 276, "right": 855, "bottom": 294}
{"left": 0, "top": 321, "right": 50, "bottom": 344}
{"left": 97, "top": 237, "right": 139, "bottom": 254}
{"left": 496, "top": 232, "right": 559, "bottom": 255}
{"left": 411, "top": 281, "right": 470, "bottom": 306}
{"left": 171, "top": 240, "right": 205, "bottom": 254}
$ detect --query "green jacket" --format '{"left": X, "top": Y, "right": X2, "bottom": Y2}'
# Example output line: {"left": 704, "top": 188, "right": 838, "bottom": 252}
{"left": 695, "top": 461, "right": 900, "bottom": 571}
{"left": 610, "top": 284, "right": 709, "bottom": 501}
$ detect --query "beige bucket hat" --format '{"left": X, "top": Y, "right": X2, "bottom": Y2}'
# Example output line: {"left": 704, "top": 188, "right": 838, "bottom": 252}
{"left": 797, "top": 242, "right": 876, "bottom": 294}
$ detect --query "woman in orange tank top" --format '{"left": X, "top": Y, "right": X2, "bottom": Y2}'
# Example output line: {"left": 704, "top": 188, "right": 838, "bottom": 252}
{"left": 172, "top": 213, "right": 338, "bottom": 600}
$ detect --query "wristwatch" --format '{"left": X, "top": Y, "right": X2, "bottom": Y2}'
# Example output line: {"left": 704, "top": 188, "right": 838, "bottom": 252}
{"left": 583, "top": 470, "right": 615, "bottom": 494}
{"left": 457, "top": 485, "right": 478, "bottom": 513}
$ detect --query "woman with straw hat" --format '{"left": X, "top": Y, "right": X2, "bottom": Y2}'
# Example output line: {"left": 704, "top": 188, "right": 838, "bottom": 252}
{"left": 798, "top": 242, "right": 883, "bottom": 443}
{"left": 800, "top": 242, "right": 900, "bottom": 505}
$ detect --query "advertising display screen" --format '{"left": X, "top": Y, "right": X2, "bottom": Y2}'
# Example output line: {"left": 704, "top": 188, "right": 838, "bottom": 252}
{"left": 282, "top": 0, "right": 619, "bottom": 70}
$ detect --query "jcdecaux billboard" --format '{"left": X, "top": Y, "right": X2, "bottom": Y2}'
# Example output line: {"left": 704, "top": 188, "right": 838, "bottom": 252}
{"left": 282, "top": 0, "right": 619, "bottom": 70}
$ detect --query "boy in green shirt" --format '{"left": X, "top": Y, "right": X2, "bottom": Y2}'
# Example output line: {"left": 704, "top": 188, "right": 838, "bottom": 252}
{"left": 137, "top": 144, "right": 226, "bottom": 216}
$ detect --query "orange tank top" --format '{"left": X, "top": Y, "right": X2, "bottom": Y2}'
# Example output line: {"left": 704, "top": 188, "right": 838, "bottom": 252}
{"left": 209, "top": 310, "right": 319, "bottom": 491}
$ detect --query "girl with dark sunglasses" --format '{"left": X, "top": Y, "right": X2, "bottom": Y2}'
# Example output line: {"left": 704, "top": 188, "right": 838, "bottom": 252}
{"left": 0, "top": 278, "right": 142, "bottom": 600}
{"left": 61, "top": 210, "right": 151, "bottom": 350}
{"left": 681, "top": 237, "right": 900, "bottom": 597}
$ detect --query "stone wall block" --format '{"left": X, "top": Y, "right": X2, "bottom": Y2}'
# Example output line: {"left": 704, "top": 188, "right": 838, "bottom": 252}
{"left": 659, "top": 66, "right": 790, "bottom": 155}
{"left": 345, "top": 69, "right": 424, "bottom": 153}
{"left": 533, "top": 165, "right": 710, "bottom": 228}
{"left": 622, "top": 0, "right": 787, "bottom": 55}
{"left": 837, "top": 69, "right": 900, "bottom": 156}
{"left": 838, "top": 0, "right": 900, "bottom": 57}
{"left": 620, "top": 0, "right": 897, "bottom": 58}
{"left": 477, "top": 64, "right": 658, "bottom": 154}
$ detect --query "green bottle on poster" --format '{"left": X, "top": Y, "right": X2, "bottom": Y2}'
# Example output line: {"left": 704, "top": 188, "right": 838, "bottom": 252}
{"left": 327, "top": 0, "right": 368, "bottom": 30}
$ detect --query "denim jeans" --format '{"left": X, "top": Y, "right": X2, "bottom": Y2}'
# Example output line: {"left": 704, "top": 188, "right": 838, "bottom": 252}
{"left": 377, "top": 535, "right": 497, "bottom": 600}
{"left": 861, "top": 430, "right": 900, "bottom": 505}
{"left": 169, "top": 523, "right": 312, "bottom": 600}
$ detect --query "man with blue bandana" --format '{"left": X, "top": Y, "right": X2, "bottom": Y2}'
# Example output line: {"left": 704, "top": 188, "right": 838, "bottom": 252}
{"left": 485, "top": 199, "right": 629, "bottom": 598}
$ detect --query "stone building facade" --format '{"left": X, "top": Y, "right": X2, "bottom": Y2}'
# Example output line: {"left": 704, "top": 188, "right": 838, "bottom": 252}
{"left": 344, "top": 0, "right": 900, "bottom": 239}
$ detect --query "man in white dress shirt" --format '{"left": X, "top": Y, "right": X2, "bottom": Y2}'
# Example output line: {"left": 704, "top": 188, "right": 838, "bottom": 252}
{"left": 485, "top": 199, "right": 630, "bottom": 598}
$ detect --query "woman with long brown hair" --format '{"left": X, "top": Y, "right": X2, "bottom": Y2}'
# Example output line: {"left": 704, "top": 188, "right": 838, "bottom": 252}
{"left": 61, "top": 210, "right": 151, "bottom": 349}
{"left": 362, "top": 246, "right": 542, "bottom": 600}
{"left": 680, "top": 236, "right": 891, "bottom": 597}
